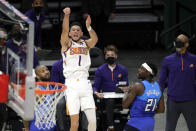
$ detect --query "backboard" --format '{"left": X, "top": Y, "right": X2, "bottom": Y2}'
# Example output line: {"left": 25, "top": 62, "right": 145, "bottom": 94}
{"left": 0, "top": 0, "right": 35, "bottom": 121}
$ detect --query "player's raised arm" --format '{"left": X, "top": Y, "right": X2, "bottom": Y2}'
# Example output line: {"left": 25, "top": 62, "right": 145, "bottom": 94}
{"left": 85, "top": 15, "right": 98, "bottom": 48}
{"left": 60, "top": 7, "right": 70, "bottom": 52}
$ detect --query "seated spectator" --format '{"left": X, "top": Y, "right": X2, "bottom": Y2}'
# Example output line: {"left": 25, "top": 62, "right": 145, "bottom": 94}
{"left": 0, "top": 27, "right": 7, "bottom": 72}
{"left": 93, "top": 45, "right": 129, "bottom": 131}
{"left": 25, "top": 0, "right": 45, "bottom": 50}
{"left": 5, "top": 24, "right": 39, "bottom": 73}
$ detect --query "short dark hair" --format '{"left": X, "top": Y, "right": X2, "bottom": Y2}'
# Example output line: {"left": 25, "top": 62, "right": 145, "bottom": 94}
{"left": 70, "top": 22, "right": 82, "bottom": 31}
{"left": 104, "top": 45, "right": 118, "bottom": 54}
{"left": 146, "top": 62, "right": 158, "bottom": 77}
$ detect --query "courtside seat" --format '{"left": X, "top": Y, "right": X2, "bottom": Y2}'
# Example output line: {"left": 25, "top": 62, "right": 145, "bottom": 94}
{"left": 89, "top": 47, "right": 104, "bottom": 84}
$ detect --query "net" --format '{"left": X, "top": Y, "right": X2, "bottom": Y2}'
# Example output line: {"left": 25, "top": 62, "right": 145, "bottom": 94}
{"left": 11, "top": 82, "right": 66, "bottom": 129}
{"left": 34, "top": 82, "right": 66, "bottom": 130}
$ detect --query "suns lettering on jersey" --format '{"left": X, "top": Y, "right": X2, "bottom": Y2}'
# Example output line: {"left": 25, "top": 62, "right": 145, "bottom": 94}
{"left": 70, "top": 47, "right": 89, "bottom": 55}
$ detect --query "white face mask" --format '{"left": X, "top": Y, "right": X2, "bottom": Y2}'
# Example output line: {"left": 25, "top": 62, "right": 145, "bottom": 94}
{"left": 176, "top": 48, "right": 182, "bottom": 52}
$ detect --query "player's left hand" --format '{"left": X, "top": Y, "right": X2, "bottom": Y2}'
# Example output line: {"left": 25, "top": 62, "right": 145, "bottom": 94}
{"left": 86, "top": 15, "right": 91, "bottom": 28}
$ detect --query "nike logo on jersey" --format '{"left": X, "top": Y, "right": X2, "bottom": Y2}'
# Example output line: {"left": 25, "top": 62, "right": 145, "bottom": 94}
{"left": 70, "top": 47, "right": 89, "bottom": 55}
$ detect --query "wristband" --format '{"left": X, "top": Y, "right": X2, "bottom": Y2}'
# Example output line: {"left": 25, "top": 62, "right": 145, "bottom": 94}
{"left": 87, "top": 26, "right": 92, "bottom": 32}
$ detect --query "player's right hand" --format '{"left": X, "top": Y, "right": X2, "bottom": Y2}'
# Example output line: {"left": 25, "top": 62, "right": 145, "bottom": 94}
{"left": 63, "top": 7, "right": 71, "bottom": 15}
{"left": 86, "top": 15, "right": 91, "bottom": 28}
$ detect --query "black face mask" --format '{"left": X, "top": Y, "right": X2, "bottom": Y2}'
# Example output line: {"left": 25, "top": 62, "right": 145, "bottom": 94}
{"left": 175, "top": 40, "right": 185, "bottom": 48}
{"left": 106, "top": 57, "right": 116, "bottom": 65}
{"left": 34, "top": 6, "right": 42, "bottom": 15}
{"left": 12, "top": 30, "right": 22, "bottom": 41}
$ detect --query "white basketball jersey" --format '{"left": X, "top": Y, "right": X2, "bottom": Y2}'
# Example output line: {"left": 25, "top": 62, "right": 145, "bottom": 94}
{"left": 62, "top": 40, "right": 91, "bottom": 79}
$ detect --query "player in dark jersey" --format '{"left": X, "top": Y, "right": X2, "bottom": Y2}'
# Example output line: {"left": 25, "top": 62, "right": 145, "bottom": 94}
{"left": 122, "top": 62, "right": 164, "bottom": 131}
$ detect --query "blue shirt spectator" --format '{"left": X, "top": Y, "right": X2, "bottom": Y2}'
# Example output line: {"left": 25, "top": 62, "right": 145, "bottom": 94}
{"left": 6, "top": 39, "right": 40, "bottom": 69}
{"left": 25, "top": 0, "right": 45, "bottom": 50}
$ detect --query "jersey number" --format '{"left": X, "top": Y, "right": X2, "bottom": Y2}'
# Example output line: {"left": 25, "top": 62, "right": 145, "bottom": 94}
{"left": 145, "top": 98, "right": 157, "bottom": 112}
{"left": 78, "top": 55, "right": 81, "bottom": 66}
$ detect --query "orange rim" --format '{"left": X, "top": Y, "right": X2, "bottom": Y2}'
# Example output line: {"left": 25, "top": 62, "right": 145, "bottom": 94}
{"left": 10, "top": 82, "right": 66, "bottom": 95}
{"left": 35, "top": 82, "right": 66, "bottom": 94}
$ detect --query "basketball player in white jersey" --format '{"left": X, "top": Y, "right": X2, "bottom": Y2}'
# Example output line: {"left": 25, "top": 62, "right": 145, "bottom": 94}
{"left": 61, "top": 7, "right": 98, "bottom": 131}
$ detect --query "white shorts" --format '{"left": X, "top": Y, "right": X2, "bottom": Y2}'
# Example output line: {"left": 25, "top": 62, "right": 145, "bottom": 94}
{"left": 65, "top": 79, "right": 95, "bottom": 115}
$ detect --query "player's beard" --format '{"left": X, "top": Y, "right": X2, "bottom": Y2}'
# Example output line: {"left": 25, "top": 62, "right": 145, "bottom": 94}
{"left": 137, "top": 73, "right": 145, "bottom": 80}
{"left": 41, "top": 77, "right": 50, "bottom": 82}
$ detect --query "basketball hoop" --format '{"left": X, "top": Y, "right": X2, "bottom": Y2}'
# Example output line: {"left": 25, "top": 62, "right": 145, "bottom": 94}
{"left": 34, "top": 82, "right": 66, "bottom": 130}
{"left": 10, "top": 82, "right": 66, "bottom": 130}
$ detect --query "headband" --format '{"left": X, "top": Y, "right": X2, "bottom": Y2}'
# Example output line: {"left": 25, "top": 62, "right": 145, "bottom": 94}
{"left": 142, "top": 63, "right": 153, "bottom": 75}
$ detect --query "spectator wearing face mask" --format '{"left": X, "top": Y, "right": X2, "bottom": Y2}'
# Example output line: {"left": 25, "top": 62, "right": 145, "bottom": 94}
{"left": 159, "top": 34, "right": 196, "bottom": 131}
{"left": 5, "top": 24, "right": 39, "bottom": 71}
{"left": 93, "top": 45, "right": 129, "bottom": 131}
{"left": 25, "top": 0, "right": 45, "bottom": 50}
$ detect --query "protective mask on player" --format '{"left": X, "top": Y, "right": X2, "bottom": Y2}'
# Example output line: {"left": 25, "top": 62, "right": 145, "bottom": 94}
{"left": 106, "top": 57, "right": 116, "bottom": 65}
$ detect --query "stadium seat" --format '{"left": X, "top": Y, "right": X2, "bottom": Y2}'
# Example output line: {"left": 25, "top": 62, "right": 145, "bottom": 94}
{"left": 89, "top": 47, "right": 104, "bottom": 84}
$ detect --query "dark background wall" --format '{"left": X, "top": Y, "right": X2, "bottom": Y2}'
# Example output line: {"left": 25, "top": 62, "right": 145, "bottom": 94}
{"left": 163, "top": 0, "right": 196, "bottom": 52}
{"left": 4, "top": 0, "right": 196, "bottom": 53}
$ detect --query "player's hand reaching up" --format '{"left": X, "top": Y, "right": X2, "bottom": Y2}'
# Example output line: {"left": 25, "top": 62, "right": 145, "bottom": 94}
{"left": 86, "top": 15, "right": 91, "bottom": 28}
{"left": 63, "top": 7, "right": 71, "bottom": 15}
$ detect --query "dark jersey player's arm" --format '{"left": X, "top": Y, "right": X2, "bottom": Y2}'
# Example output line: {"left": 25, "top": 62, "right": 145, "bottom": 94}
{"left": 122, "top": 82, "right": 143, "bottom": 109}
